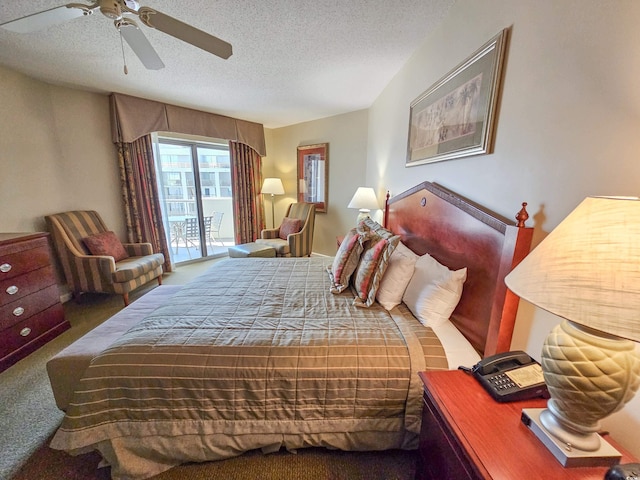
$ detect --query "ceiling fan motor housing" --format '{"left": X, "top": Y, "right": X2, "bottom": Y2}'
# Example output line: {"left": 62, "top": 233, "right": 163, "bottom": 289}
{"left": 99, "top": 1, "right": 122, "bottom": 19}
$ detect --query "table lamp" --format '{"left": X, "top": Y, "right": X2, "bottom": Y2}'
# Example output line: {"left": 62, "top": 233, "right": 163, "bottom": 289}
{"left": 505, "top": 196, "right": 640, "bottom": 467}
{"left": 261, "top": 178, "right": 284, "bottom": 229}
{"left": 348, "top": 187, "right": 379, "bottom": 224}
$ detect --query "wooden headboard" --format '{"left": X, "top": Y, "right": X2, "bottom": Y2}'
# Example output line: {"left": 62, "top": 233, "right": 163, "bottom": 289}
{"left": 384, "top": 181, "right": 533, "bottom": 357}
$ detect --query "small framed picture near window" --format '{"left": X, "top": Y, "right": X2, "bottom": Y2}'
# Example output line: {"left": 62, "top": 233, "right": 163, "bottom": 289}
{"left": 297, "top": 143, "right": 328, "bottom": 213}
{"left": 406, "top": 28, "right": 508, "bottom": 167}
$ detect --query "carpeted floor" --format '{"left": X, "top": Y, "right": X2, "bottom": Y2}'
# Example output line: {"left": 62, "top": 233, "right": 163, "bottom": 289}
{"left": 1, "top": 257, "right": 417, "bottom": 480}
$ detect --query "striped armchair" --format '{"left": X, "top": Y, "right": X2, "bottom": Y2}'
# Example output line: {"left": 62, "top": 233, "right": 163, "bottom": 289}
{"left": 45, "top": 211, "right": 164, "bottom": 306}
{"left": 256, "top": 202, "right": 316, "bottom": 257}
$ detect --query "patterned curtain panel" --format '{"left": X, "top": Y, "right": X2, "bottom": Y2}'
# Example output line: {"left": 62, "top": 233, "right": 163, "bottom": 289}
{"left": 229, "top": 141, "right": 265, "bottom": 244}
{"left": 116, "top": 135, "right": 172, "bottom": 272}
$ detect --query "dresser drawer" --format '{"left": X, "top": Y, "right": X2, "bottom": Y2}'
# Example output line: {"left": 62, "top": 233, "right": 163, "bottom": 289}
{"left": 0, "top": 265, "right": 56, "bottom": 306}
{"left": 0, "top": 284, "right": 60, "bottom": 331}
{"left": 0, "top": 303, "right": 65, "bottom": 362}
{"left": 0, "top": 242, "right": 51, "bottom": 281}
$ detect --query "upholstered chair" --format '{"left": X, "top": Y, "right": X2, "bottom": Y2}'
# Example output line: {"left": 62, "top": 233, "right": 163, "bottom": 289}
{"left": 45, "top": 210, "right": 164, "bottom": 306}
{"left": 256, "top": 202, "right": 316, "bottom": 257}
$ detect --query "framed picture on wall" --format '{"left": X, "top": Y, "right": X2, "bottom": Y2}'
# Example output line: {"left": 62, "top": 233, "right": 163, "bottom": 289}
{"left": 406, "top": 28, "right": 509, "bottom": 167}
{"left": 297, "top": 143, "right": 328, "bottom": 213}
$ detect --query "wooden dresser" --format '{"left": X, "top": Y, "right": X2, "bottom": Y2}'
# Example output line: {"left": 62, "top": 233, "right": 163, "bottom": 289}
{"left": 0, "top": 232, "right": 69, "bottom": 372}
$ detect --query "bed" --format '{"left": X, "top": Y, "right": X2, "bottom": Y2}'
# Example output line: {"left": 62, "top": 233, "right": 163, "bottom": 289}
{"left": 47, "top": 181, "right": 533, "bottom": 480}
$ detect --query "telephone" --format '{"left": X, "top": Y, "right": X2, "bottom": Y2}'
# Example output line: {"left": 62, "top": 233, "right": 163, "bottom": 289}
{"left": 470, "top": 350, "right": 550, "bottom": 403}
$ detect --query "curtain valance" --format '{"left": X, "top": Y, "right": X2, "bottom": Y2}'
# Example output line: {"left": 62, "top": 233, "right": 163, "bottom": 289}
{"left": 109, "top": 93, "right": 266, "bottom": 156}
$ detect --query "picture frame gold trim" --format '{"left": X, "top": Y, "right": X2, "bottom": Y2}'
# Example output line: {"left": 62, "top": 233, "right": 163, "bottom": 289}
{"left": 297, "top": 143, "right": 329, "bottom": 213}
{"left": 406, "top": 28, "right": 509, "bottom": 167}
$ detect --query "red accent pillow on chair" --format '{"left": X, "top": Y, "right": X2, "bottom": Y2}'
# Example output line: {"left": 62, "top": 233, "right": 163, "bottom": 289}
{"left": 278, "top": 217, "right": 303, "bottom": 240}
{"left": 83, "top": 231, "right": 129, "bottom": 262}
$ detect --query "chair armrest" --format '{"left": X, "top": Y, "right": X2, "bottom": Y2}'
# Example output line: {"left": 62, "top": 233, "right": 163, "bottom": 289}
{"left": 287, "top": 218, "right": 313, "bottom": 257}
{"left": 287, "top": 231, "right": 306, "bottom": 256}
{"left": 123, "top": 243, "right": 153, "bottom": 256}
{"left": 261, "top": 228, "right": 280, "bottom": 239}
{"left": 72, "top": 254, "right": 116, "bottom": 273}
{"left": 71, "top": 254, "right": 117, "bottom": 291}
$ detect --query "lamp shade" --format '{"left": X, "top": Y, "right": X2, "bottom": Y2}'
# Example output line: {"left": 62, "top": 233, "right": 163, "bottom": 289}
{"left": 347, "top": 187, "right": 379, "bottom": 211}
{"left": 505, "top": 196, "right": 640, "bottom": 343}
{"left": 261, "top": 178, "right": 284, "bottom": 195}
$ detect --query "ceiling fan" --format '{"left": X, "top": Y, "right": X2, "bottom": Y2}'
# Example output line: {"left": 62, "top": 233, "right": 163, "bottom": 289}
{"left": 0, "top": 0, "right": 233, "bottom": 71}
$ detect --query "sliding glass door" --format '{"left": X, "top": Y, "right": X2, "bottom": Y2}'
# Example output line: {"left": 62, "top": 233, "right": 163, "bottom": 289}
{"left": 154, "top": 137, "right": 234, "bottom": 263}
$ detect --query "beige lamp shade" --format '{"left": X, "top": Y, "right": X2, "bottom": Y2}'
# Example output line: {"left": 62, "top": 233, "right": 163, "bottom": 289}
{"left": 505, "top": 196, "right": 640, "bottom": 343}
{"left": 348, "top": 187, "right": 379, "bottom": 211}
{"left": 261, "top": 178, "right": 285, "bottom": 195}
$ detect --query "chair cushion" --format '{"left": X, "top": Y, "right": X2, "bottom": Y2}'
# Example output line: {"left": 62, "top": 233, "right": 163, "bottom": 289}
{"left": 278, "top": 217, "right": 303, "bottom": 240}
{"left": 112, "top": 253, "right": 165, "bottom": 283}
{"left": 83, "top": 231, "right": 129, "bottom": 262}
{"left": 255, "top": 238, "right": 290, "bottom": 256}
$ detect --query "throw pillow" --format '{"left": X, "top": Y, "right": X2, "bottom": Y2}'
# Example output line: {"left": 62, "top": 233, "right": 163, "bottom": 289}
{"left": 278, "top": 217, "right": 303, "bottom": 240}
{"left": 327, "top": 228, "right": 367, "bottom": 293}
{"left": 83, "top": 231, "right": 129, "bottom": 262}
{"left": 376, "top": 242, "right": 419, "bottom": 310}
{"left": 352, "top": 234, "right": 400, "bottom": 308}
{"left": 360, "top": 217, "right": 395, "bottom": 240}
{"left": 402, "top": 253, "right": 467, "bottom": 327}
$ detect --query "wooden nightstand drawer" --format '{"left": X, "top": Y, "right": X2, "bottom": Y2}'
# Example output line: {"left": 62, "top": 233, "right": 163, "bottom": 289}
{"left": 417, "top": 393, "right": 478, "bottom": 480}
{"left": 0, "top": 265, "right": 56, "bottom": 306}
{"left": 0, "top": 284, "right": 60, "bottom": 330}
{"left": 0, "top": 239, "right": 51, "bottom": 281}
{"left": 1, "top": 303, "right": 62, "bottom": 357}
{"left": 0, "top": 303, "right": 65, "bottom": 367}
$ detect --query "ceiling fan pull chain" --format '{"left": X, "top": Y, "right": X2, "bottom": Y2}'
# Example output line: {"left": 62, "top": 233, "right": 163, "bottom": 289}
{"left": 119, "top": 28, "right": 128, "bottom": 75}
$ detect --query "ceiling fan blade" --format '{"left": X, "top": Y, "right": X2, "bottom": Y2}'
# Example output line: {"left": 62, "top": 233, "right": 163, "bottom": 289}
{"left": 119, "top": 20, "right": 165, "bottom": 70}
{"left": 0, "top": 4, "right": 93, "bottom": 33}
{"left": 137, "top": 7, "right": 232, "bottom": 60}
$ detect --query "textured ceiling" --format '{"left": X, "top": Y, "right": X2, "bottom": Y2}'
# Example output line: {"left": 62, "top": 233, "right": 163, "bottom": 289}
{"left": 0, "top": 1, "right": 454, "bottom": 128}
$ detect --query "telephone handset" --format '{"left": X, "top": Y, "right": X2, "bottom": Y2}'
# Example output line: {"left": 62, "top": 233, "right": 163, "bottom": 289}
{"left": 470, "top": 350, "right": 550, "bottom": 403}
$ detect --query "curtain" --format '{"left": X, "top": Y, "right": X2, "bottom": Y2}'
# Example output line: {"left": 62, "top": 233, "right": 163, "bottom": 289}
{"left": 116, "top": 135, "right": 172, "bottom": 272}
{"left": 229, "top": 141, "right": 265, "bottom": 244}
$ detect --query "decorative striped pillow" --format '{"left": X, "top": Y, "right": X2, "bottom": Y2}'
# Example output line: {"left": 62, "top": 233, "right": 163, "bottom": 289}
{"left": 352, "top": 234, "right": 400, "bottom": 307}
{"left": 327, "top": 228, "right": 366, "bottom": 293}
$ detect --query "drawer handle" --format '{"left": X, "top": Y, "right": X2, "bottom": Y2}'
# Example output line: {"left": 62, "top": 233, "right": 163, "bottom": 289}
{"left": 13, "top": 306, "right": 25, "bottom": 317}
{"left": 20, "top": 327, "right": 31, "bottom": 337}
{"left": 6, "top": 285, "right": 18, "bottom": 295}
{"left": 0, "top": 263, "right": 11, "bottom": 273}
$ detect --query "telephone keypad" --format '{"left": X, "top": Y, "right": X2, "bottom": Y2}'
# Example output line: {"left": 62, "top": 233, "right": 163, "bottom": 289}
{"left": 489, "top": 373, "right": 517, "bottom": 392}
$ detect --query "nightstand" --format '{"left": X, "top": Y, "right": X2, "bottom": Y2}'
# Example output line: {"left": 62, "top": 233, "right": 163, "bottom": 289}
{"left": 416, "top": 370, "right": 637, "bottom": 480}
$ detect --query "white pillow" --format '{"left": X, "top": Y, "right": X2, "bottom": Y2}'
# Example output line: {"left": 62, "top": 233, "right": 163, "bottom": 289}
{"left": 402, "top": 253, "right": 467, "bottom": 328}
{"left": 376, "top": 242, "right": 419, "bottom": 310}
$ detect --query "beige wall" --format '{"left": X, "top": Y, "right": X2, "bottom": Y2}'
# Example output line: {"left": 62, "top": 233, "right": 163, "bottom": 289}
{"left": 0, "top": 66, "right": 121, "bottom": 235}
{"left": 264, "top": 109, "right": 369, "bottom": 256}
{"left": 365, "top": 0, "right": 640, "bottom": 457}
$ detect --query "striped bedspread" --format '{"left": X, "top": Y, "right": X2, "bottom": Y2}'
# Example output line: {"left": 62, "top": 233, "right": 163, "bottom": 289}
{"left": 51, "top": 257, "right": 447, "bottom": 479}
